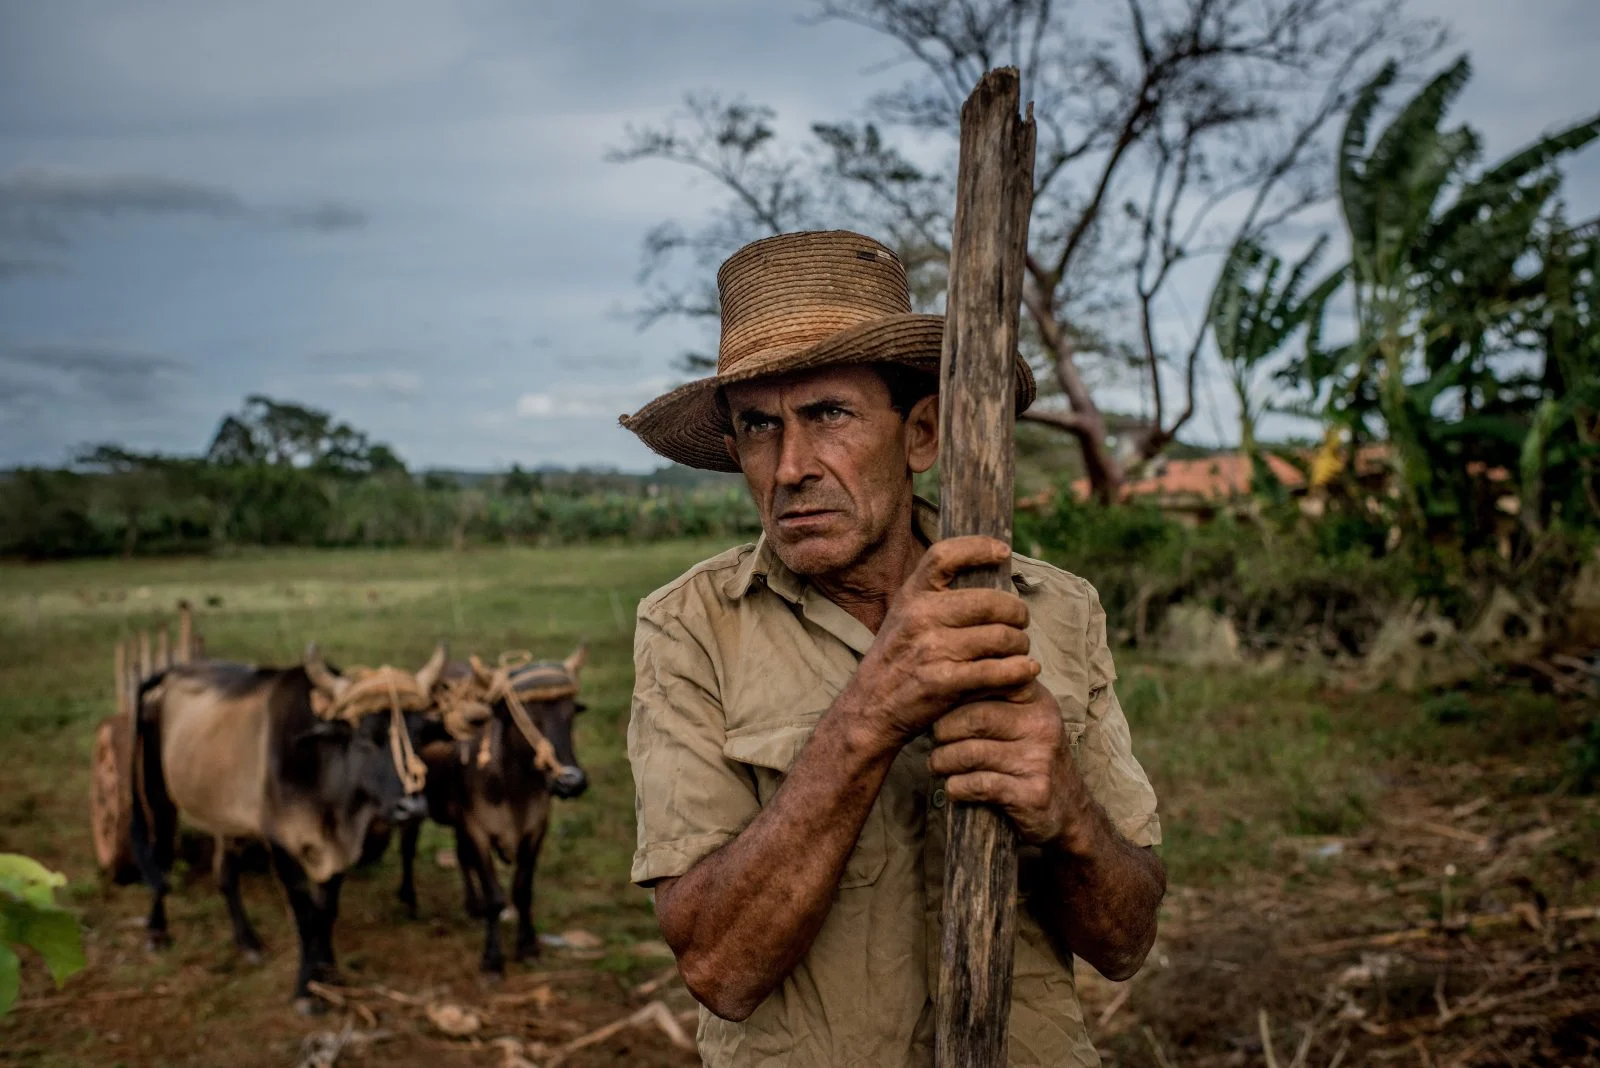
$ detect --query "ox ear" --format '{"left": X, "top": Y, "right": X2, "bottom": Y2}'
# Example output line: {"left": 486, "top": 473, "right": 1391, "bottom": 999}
{"left": 415, "top": 641, "right": 448, "bottom": 693}
{"left": 563, "top": 644, "right": 588, "bottom": 681}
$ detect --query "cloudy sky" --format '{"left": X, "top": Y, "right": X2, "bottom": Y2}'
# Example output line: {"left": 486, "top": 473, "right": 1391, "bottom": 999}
{"left": 2, "top": 1, "right": 1596, "bottom": 472}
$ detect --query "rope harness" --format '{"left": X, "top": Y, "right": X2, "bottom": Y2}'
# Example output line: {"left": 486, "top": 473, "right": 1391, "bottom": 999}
{"left": 466, "top": 653, "right": 567, "bottom": 777}
{"left": 431, "top": 650, "right": 575, "bottom": 776}
{"left": 311, "top": 664, "right": 432, "bottom": 795}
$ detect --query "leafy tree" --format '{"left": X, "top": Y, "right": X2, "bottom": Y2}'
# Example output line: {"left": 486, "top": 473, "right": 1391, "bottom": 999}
{"left": 612, "top": 0, "right": 1439, "bottom": 500}
{"left": 0, "top": 854, "right": 85, "bottom": 1015}
{"left": 205, "top": 395, "right": 406, "bottom": 477}
{"left": 1286, "top": 55, "right": 1600, "bottom": 546}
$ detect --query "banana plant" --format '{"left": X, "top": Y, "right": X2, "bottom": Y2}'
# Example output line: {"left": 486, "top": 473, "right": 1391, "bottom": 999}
{"left": 1208, "top": 234, "right": 1346, "bottom": 494}
{"left": 1287, "top": 54, "right": 1600, "bottom": 546}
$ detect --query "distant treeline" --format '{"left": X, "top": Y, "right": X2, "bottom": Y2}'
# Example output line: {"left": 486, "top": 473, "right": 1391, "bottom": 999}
{"left": 1, "top": 395, "right": 759, "bottom": 560}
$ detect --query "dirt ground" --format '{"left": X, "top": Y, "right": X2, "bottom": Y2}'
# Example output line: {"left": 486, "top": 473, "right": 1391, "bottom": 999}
{"left": 1082, "top": 749, "right": 1600, "bottom": 1067}
{"left": 2, "top": 547, "right": 1596, "bottom": 1066}
{"left": 9, "top": 719, "right": 1594, "bottom": 1068}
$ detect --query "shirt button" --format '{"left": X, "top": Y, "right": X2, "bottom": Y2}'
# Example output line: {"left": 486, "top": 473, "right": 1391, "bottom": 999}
{"left": 931, "top": 787, "right": 947, "bottom": 809}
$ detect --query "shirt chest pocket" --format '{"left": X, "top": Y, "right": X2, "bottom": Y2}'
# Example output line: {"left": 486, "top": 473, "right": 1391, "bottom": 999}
{"left": 721, "top": 722, "right": 888, "bottom": 890}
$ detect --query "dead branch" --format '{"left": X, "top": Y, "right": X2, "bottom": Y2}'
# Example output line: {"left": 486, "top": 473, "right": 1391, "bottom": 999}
{"left": 12, "top": 986, "right": 172, "bottom": 1011}
{"left": 1296, "top": 904, "right": 1599, "bottom": 956}
{"left": 543, "top": 999, "right": 697, "bottom": 1066}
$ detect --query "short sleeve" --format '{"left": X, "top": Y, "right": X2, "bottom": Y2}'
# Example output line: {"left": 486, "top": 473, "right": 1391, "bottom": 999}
{"left": 1078, "top": 585, "right": 1162, "bottom": 847}
{"left": 627, "top": 604, "right": 760, "bottom": 885}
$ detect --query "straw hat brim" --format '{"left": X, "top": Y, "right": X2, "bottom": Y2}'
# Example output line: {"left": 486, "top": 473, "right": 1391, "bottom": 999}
{"left": 620, "top": 313, "right": 1036, "bottom": 473}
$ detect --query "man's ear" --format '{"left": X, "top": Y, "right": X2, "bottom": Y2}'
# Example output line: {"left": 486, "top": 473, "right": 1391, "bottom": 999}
{"left": 906, "top": 393, "right": 940, "bottom": 474}
{"left": 723, "top": 433, "right": 740, "bottom": 469}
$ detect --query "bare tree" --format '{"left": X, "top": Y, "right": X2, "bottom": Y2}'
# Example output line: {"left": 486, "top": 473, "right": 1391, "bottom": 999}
{"left": 612, "top": 0, "right": 1439, "bottom": 499}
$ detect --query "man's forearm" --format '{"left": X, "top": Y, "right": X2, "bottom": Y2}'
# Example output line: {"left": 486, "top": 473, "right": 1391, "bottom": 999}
{"left": 1026, "top": 807, "right": 1165, "bottom": 981}
{"left": 655, "top": 694, "right": 896, "bottom": 1021}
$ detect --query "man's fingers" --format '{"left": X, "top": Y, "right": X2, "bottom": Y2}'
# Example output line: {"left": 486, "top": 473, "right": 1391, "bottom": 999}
{"left": 943, "top": 769, "right": 1025, "bottom": 809}
{"left": 944, "top": 655, "right": 1038, "bottom": 696}
{"left": 912, "top": 536, "right": 1012, "bottom": 592}
{"left": 928, "top": 738, "right": 1016, "bottom": 777}
{"left": 923, "top": 588, "right": 1030, "bottom": 629}
{"left": 947, "top": 624, "right": 1032, "bottom": 663}
{"left": 931, "top": 698, "right": 1036, "bottom": 744}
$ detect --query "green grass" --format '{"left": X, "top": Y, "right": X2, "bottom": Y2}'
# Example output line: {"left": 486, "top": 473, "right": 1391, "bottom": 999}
{"left": 3, "top": 541, "right": 1579, "bottom": 909}
{"left": 0, "top": 541, "right": 726, "bottom": 953}
{"left": 2, "top": 541, "right": 1591, "bottom": 1066}
{"left": 1117, "top": 661, "right": 1589, "bottom": 888}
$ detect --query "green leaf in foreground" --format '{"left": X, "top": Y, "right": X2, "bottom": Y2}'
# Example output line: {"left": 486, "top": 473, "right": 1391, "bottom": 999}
{"left": 0, "top": 945, "right": 18, "bottom": 1015}
{"left": 0, "top": 854, "right": 86, "bottom": 1014}
{"left": 0, "top": 854, "right": 67, "bottom": 910}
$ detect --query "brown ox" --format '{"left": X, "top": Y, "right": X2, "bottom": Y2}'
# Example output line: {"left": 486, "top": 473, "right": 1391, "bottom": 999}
{"left": 130, "top": 646, "right": 443, "bottom": 1011}
{"left": 397, "top": 647, "right": 589, "bottom": 975}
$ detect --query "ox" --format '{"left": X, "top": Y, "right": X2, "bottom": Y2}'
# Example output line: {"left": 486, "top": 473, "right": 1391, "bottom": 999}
{"left": 397, "top": 648, "right": 588, "bottom": 975}
{"left": 129, "top": 646, "right": 443, "bottom": 1010}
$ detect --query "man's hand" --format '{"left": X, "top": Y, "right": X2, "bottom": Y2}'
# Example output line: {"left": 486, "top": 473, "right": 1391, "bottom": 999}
{"left": 929, "top": 684, "right": 1097, "bottom": 850}
{"left": 846, "top": 536, "right": 1039, "bottom": 752}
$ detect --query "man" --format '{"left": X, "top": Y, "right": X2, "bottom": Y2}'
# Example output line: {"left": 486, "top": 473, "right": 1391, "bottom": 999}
{"left": 619, "top": 230, "right": 1164, "bottom": 1067}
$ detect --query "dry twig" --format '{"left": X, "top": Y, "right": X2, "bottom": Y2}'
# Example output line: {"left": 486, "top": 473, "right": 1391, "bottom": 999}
{"left": 12, "top": 986, "right": 172, "bottom": 1011}
{"left": 1295, "top": 904, "right": 1598, "bottom": 956}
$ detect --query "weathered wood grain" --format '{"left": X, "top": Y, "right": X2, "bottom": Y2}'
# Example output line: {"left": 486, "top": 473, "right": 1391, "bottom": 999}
{"left": 935, "top": 67, "right": 1036, "bottom": 1068}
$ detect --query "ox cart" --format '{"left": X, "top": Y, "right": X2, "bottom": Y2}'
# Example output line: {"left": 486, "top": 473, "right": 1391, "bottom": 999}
{"left": 90, "top": 602, "right": 201, "bottom": 884}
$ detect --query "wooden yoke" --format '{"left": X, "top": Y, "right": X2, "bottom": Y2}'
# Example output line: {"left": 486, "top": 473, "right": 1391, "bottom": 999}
{"left": 935, "top": 68, "right": 1035, "bottom": 1068}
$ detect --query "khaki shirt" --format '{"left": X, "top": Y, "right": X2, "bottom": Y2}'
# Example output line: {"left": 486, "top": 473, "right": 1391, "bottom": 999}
{"left": 628, "top": 501, "right": 1161, "bottom": 1067}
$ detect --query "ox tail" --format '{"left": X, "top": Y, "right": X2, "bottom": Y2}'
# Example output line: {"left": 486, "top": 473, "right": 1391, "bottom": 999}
{"left": 129, "top": 671, "right": 178, "bottom": 894}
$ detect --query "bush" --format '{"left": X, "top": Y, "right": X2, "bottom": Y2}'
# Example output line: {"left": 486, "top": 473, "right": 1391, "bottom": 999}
{"left": 1016, "top": 481, "right": 1415, "bottom": 655}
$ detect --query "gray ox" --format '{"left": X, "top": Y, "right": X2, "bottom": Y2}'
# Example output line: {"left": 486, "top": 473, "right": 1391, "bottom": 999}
{"left": 397, "top": 648, "right": 589, "bottom": 975}
{"left": 130, "top": 647, "right": 443, "bottom": 1010}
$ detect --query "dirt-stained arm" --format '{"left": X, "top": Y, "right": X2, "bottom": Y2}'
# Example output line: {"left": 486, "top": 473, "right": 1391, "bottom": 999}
{"left": 654, "top": 537, "right": 1038, "bottom": 1021}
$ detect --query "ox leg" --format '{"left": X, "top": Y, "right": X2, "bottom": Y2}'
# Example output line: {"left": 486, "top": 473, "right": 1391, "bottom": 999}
{"left": 512, "top": 826, "right": 548, "bottom": 963}
{"left": 466, "top": 829, "right": 507, "bottom": 976}
{"left": 129, "top": 714, "right": 176, "bottom": 952}
{"left": 215, "top": 840, "right": 263, "bottom": 961}
{"left": 454, "top": 825, "right": 486, "bottom": 919}
{"left": 270, "top": 845, "right": 343, "bottom": 1013}
{"left": 397, "top": 818, "right": 420, "bottom": 918}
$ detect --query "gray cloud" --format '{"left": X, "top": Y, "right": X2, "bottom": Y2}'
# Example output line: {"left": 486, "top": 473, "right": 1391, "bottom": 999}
{"left": 328, "top": 370, "right": 423, "bottom": 399}
{"left": 0, "top": 373, "right": 64, "bottom": 418}
{"left": 2, "top": 342, "right": 188, "bottom": 376}
{"left": 0, "top": 167, "right": 366, "bottom": 260}
{"left": 1, "top": 343, "right": 190, "bottom": 409}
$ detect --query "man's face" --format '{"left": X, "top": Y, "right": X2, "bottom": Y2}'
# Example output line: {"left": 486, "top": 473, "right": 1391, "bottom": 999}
{"left": 723, "top": 364, "right": 938, "bottom": 578}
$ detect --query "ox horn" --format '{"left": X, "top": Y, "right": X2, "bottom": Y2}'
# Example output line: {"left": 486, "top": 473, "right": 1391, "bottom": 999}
{"left": 303, "top": 643, "right": 351, "bottom": 698}
{"left": 563, "top": 644, "right": 588, "bottom": 681}
{"left": 415, "top": 641, "right": 448, "bottom": 693}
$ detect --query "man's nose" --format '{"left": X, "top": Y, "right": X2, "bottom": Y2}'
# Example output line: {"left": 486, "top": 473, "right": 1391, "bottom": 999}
{"left": 775, "top": 424, "right": 821, "bottom": 486}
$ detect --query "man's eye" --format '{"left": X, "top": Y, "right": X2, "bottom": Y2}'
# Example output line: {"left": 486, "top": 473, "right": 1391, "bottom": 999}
{"left": 818, "top": 406, "right": 848, "bottom": 424}
{"left": 741, "top": 417, "right": 776, "bottom": 435}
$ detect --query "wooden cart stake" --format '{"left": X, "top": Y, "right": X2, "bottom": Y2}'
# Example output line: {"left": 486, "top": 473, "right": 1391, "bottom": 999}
{"left": 935, "top": 67, "right": 1035, "bottom": 1068}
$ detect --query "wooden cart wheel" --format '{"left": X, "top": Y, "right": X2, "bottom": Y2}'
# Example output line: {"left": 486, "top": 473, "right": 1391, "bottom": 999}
{"left": 90, "top": 716, "right": 140, "bottom": 884}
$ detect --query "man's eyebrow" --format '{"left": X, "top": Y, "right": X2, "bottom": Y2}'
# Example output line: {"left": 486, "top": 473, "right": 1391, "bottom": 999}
{"left": 795, "top": 396, "right": 854, "bottom": 416}
{"left": 731, "top": 403, "right": 777, "bottom": 424}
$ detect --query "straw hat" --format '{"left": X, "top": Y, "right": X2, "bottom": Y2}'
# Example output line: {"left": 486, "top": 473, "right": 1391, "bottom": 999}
{"left": 619, "top": 230, "right": 1036, "bottom": 472}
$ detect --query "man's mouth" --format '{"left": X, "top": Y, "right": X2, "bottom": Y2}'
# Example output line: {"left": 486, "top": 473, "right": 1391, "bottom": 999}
{"left": 776, "top": 508, "right": 839, "bottom": 529}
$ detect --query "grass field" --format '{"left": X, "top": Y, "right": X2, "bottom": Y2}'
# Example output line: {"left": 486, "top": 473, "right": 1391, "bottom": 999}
{"left": 2, "top": 544, "right": 1596, "bottom": 1066}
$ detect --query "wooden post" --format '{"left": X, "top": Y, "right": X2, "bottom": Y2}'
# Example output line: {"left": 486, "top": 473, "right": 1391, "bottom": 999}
{"left": 177, "top": 601, "right": 194, "bottom": 663}
{"left": 138, "top": 631, "right": 152, "bottom": 681}
{"left": 156, "top": 628, "right": 171, "bottom": 671}
{"left": 114, "top": 641, "right": 128, "bottom": 719}
{"left": 935, "top": 67, "right": 1035, "bottom": 1068}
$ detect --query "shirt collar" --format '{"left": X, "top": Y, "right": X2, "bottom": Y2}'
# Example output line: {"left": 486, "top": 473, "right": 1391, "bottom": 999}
{"left": 721, "top": 494, "right": 1050, "bottom": 601}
